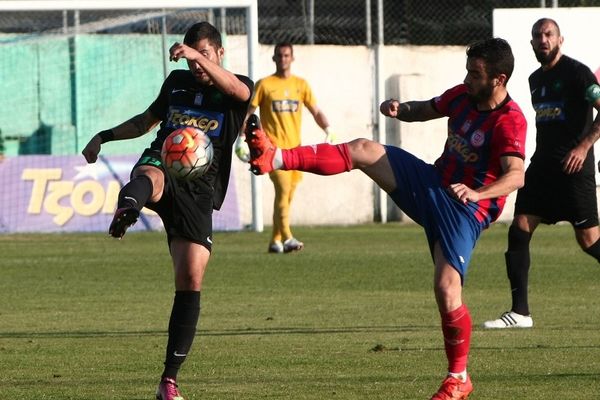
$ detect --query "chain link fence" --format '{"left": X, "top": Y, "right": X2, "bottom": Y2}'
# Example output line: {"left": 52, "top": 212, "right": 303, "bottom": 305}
{"left": 2, "top": 1, "right": 599, "bottom": 46}
{"left": 257, "top": 0, "right": 600, "bottom": 45}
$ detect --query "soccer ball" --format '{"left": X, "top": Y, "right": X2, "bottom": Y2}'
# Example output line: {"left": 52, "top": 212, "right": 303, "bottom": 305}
{"left": 161, "top": 127, "right": 214, "bottom": 180}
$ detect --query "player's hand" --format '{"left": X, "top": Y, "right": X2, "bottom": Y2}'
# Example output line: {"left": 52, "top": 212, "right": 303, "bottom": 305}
{"left": 379, "top": 99, "right": 401, "bottom": 118}
{"left": 562, "top": 147, "right": 586, "bottom": 174}
{"left": 447, "top": 183, "right": 479, "bottom": 205}
{"left": 81, "top": 135, "right": 102, "bottom": 163}
{"left": 169, "top": 42, "right": 200, "bottom": 62}
{"left": 235, "top": 134, "right": 250, "bottom": 162}
{"left": 324, "top": 128, "right": 337, "bottom": 144}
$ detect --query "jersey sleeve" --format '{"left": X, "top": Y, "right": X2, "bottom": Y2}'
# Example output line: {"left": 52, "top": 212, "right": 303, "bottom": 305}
{"left": 301, "top": 78, "right": 317, "bottom": 108}
{"left": 431, "top": 84, "right": 466, "bottom": 116}
{"left": 576, "top": 64, "right": 600, "bottom": 104}
{"left": 235, "top": 74, "right": 254, "bottom": 107}
{"left": 148, "top": 72, "right": 174, "bottom": 120}
{"left": 492, "top": 107, "right": 527, "bottom": 160}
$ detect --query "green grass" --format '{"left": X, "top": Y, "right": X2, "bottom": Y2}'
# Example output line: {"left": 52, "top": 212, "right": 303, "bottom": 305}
{"left": 1, "top": 223, "right": 599, "bottom": 399}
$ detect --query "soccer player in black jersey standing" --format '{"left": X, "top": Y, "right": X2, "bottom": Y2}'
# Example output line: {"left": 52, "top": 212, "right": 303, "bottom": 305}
{"left": 81, "top": 22, "right": 253, "bottom": 399}
{"left": 484, "top": 18, "right": 600, "bottom": 329}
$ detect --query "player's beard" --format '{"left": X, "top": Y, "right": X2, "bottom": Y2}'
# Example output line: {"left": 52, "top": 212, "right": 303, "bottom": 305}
{"left": 534, "top": 46, "right": 559, "bottom": 65}
{"left": 467, "top": 82, "right": 494, "bottom": 104}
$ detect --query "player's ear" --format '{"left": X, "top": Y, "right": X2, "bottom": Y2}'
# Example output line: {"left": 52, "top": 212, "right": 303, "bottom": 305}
{"left": 496, "top": 74, "right": 507, "bottom": 87}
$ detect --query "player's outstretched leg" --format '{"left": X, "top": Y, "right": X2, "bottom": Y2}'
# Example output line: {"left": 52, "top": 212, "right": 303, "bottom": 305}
{"left": 108, "top": 207, "right": 140, "bottom": 239}
{"left": 245, "top": 114, "right": 276, "bottom": 175}
{"left": 430, "top": 374, "right": 473, "bottom": 400}
{"left": 156, "top": 377, "right": 184, "bottom": 400}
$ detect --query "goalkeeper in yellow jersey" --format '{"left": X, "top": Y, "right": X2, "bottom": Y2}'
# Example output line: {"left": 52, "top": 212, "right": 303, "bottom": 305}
{"left": 240, "top": 42, "right": 333, "bottom": 253}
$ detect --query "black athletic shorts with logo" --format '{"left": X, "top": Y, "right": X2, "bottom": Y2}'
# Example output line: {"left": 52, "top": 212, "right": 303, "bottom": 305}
{"left": 133, "top": 148, "right": 214, "bottom": 251}
{"left": 514, "top": 161, "right": 599, "bottom": 229}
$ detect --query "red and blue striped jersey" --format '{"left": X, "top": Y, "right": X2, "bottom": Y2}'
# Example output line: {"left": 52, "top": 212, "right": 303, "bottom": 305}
{"left": 432, "top": 84, "right": 527, "bottom": 225}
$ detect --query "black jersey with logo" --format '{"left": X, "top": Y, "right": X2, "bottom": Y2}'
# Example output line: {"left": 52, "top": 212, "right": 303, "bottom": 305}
{"left": 528, "top": 55, "right": 598, "bottom": 172}
{"left": 148, "top": 69, "right": 253, "bottom": 210}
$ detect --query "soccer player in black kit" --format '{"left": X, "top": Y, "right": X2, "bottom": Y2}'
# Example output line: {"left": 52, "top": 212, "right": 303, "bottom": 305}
{"left": 81, "top": 22, "right": 253, "bottom": 399}
{"left": 484, "top": 18, "right": 600, "bottom": 329}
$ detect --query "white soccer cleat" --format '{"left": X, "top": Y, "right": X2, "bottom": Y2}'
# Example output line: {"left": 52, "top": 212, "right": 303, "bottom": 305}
{"left": 283, "top": 237, "right": 304, "bottom": 253}
{"left": 268, "top": 241, "right": 284, "bottom": 254}
{"left": 483, "top": 311, "right": 533, "bottom": 329}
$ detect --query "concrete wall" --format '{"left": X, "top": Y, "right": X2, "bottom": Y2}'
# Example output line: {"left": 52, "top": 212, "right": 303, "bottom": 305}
{"left": 231, "top": 43, "right": 499, "bottom": 228}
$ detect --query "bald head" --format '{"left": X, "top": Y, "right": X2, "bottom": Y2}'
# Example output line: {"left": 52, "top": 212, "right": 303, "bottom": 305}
{"left": 530, "top": 18, "right": 563, "bottom": 67}
{"left": 531, "top": 18, "right": 561, "bottom": 36}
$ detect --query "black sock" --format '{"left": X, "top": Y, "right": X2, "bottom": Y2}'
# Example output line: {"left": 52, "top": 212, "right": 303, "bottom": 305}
{"left": 506, "top": 225, "right": 532, "bottom": 316}
{"left": 162, "top": 291, "right": 201, "bottom": 380}
{"left": 117, "top": 175, "right": 153, "bottom": 211}
{"left": 583, "top": 238, "right": 600, "bottom": 263}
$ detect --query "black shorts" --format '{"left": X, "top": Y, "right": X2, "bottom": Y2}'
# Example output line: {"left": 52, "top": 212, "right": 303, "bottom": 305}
{"left": 515, "top": 162, "right": 599, "bottom": 229}
{"left": 134, "top": 149, "right": 214, "bottom": 251}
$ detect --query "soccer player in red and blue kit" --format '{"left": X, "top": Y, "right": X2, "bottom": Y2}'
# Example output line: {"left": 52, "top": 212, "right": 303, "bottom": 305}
{"left": 246, "top": 38, "right": 527, "bottom": 400}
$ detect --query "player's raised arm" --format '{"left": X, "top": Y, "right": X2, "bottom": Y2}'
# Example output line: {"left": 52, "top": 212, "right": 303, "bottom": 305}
{"left": 169, "top": 42, "right": 250, "bottom": 102}
{"left": 380, "top": 99, "right": 443, "bottom": 122}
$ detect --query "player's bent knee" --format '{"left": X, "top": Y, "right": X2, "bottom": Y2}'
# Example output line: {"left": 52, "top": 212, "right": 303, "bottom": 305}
{"left": 348, "top": 138, "right": 386, "bottom": 168}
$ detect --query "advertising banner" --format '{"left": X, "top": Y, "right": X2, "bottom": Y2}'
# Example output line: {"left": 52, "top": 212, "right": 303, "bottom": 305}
{"left": 0, "top": 155, "right": 241, "bottom": 233}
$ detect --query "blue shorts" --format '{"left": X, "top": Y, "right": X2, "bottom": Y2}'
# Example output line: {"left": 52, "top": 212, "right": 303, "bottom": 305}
{"left": 385, "top": 146, "right": 483, "bottom": 280}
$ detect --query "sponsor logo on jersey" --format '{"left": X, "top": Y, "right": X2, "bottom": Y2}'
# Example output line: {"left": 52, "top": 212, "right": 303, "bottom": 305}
{"left": 166, "top": 107, "right": 224, "bottom": 138}
{"left": 447, "top": 132, "right": 479, "bottom": 163}
{"left": 533, "top": 102, "right": 565, "bottom": 122}
{"left": 271, "top": 99, "right": 299, "bottom": 113}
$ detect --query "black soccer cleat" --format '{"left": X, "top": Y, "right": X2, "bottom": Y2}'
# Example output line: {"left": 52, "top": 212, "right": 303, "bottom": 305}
{"left": 108, "top": 207, "right": 140, "bottom": 239}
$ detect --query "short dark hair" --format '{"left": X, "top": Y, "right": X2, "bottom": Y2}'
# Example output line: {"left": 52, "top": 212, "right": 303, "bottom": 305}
{"left": 532, "top": 18, "right": 561, "bottom": 36}
{"left": 274, "top": 42, "right": 294, "bottom": 55}
{"left": 466, "top": 38, "right": 514, "bottom": 83}
{"left": 184, "top": 22, "right": 222, "bottom": 50}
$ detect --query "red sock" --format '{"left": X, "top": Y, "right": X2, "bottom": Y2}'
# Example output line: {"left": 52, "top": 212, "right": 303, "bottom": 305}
{"left": 440, "top": 304, "right": 472, "bottom": 373}
{"left": 282, "top": 143, "right": 352, "bottom": 175}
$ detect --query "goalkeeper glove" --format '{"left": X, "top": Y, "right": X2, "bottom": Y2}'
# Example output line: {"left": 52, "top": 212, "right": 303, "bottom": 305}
{"left": 235, "top": 134, "right": 250, "bottom": 162}
{"left": 324, "top": 128, "right": 337, "bottom": 144}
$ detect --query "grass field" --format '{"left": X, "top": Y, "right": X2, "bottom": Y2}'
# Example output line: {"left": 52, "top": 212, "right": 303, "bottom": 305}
{"left": 1, "top": 223, "right": 599, "bottom": 399}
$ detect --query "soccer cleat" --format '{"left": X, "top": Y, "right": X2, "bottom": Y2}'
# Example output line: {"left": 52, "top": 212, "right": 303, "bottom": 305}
{"left": 430, "top": 374, "right": 473, "bottom": 400}
{"left": 283, "top": 237, "right": 304, "bottom": 253}
{"left": 156, "top": 377, "right": 184, "bottom": 400}
{"left": 108, "top": 207, "right": 140, "bottom": 239}
{"left": 483, "top": 311, "right": 533, "bottom": 329}
{"left": 268, "top": 241, "right": 284, "bottom": 254}
{"left": 245, "top": 114, "right": 276, "bottom": 175}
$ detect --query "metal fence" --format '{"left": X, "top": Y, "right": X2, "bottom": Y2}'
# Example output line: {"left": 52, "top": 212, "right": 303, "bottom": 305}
{"left": 1, "top": 1, "right": 599, "bottom": 46}
{"left": 257, "top": 0, "right": 600, "bottom": 45}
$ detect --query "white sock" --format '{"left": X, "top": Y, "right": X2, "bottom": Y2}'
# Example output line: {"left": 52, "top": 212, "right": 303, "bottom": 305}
{"left": 273, "top": 148, "right": 283, "bottom": 169}
{"left": 448, "top": 370, "right": 467, "bottom": 382}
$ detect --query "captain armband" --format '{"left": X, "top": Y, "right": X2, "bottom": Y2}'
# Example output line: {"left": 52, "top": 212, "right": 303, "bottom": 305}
{"left": 98, "top": 129, "right": 115, "bottom": 143}
{"left": 585, "top": 84, "right": 600, "bottom": 103}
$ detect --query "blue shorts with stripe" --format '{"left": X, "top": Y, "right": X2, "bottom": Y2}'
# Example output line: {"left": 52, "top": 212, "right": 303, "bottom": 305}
{"left": 385, "top": 146, "right": 484, "bottom": 281}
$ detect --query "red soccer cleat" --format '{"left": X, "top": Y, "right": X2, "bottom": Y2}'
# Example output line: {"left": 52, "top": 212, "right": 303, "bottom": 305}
{"left": 108, "top": 207, "right": 139, "bottom": 239}
{"left": 245, "top": 114, "right": 276, "bottom": 175}
{"left": 430, "top": 375, "right": 473, "bottom": 400}
{"left": 156, "top": 377, "right": 185, "bottom": 400}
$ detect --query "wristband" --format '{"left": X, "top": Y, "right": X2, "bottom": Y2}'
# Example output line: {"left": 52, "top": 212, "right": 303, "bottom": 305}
{"left": 98, "top": 129, "right": 115, "bottom": 143}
